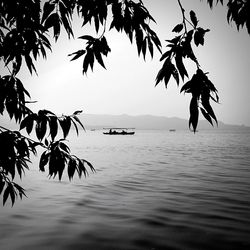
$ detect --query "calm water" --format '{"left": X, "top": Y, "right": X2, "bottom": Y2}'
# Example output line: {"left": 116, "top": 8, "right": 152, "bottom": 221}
{"left": 1, "top": 129, "right": 250, "bottom": 250}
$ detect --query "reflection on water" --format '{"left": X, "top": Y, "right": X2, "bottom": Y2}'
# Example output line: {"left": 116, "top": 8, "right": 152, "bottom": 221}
{"left": 1, "top": 130, "right": 250, "bottom": 250}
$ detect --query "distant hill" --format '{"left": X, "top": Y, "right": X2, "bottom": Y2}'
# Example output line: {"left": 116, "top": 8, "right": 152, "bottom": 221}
{"left": 79, "top": 114, "right": 249, "bottom": 131}
{"left": 1, "top": 113, "right": 249, "bottom": 131}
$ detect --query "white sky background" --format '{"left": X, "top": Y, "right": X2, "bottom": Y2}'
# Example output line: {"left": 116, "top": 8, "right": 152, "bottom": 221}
{"left": 18, "top": 0, "right": 250, "bottom": 126}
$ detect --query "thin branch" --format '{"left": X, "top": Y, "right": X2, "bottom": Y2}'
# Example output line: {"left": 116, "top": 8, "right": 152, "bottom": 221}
{"left": 177, "top": 0, "right": 187, "bottom": 33}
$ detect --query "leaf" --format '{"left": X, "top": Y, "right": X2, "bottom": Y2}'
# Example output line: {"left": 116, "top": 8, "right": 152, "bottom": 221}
{"left": 201, "top": 97, "right": 218, "bottom": 125}
{"left": 175, "top": 51, "right": 188, "bottom": 80}
{"left": 94, "top": 51, "right": 106, "bottom": 69}
{"left": 189, "top": 96, "right": 199, "bottom": 132}
{"left": 155, "top": 58, "right": 175, "bottom": 87}
{"left": 13, "top": 183, "right": 26, "bottom": 199}
{"left": 78, "top": 35, "right": 95, "bottom": 41}
{"left": 200, "top": 107, "right": 213, "bottom": 126}
{"left": 82, "top": 49, "right": 94, "bottom": 74}
{"left": 172, "top": 65, "right": 179, "bottom": 86}
{"left": 68, "top": 158, "right": 76, "bottom": 180}
{"left": 194, "top": 28, "right": 210, "bottom": 46}
{"left": 44, "top": 13, "right": 61, "bottom": 41}
{"left": 20, "top": 113, "right": 36, "bottom": 134}
{"left": 9, "top": 185, "right": 16, "bottom": 206}
{"left": 68, "top": 50, "right": 86, "bottom": 61}
{"left": 82, "top": 159, "right": 95, "bottom": 173}
{"left": 172, "top": 23, "right": 183, "bottom": 33}
{"left": 59, "top": 116, "right": 71, "bottom": 138}
{"left": 72, "top": 115, "right": 85, "bottom": 131}
{"left": 160, "top": 50, "right": 171, "bottom": 62}
{"left": 147, "top": 37, "right": 154, "bottom": 58}
{"left": 0, "top": 180, "right": 5, "bottom": 195}
{"left": 39, "top": 151, "right": 49, "bottom": 172}
{"left": 24, "top": 55, "right": 37, "bottom": 75}
{"left": 135, "top": 28, "right": 144, "bottom": 56}
{"left": 49, "top": 115, "right": 58, "bottom": 141}
{"left": 190, "top": 10, "right": 198, "bottom": 27}
{"left": 70, "top": 117, "right": 79, "bottom": 136}
{"left": 73, "top": 110, "right": 82, "bottom": 115}
{"left": 42, "top": 1, "right": 55, "bottom": 24}
{"left": 142, "top": 38, "right": 147, "bottom": 60}
{"left": 36, "top": 118, "right": 47, "bottom": 141}
{"left": 3, "top": 185, "right": 10, "bottom": 206}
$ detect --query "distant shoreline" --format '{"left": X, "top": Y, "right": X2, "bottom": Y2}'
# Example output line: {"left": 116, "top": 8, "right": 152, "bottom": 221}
{"left": 1, "top": 113, "right": 249, "bottom": 131}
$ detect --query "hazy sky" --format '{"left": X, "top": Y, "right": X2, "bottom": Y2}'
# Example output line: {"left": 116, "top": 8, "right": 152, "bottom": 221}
{"left": 17, "top": 0, "right": 250, "bottom": 126}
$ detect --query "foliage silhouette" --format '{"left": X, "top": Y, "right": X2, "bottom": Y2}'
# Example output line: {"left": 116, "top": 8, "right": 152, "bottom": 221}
{"left": 0, "top": 0, "right": 249, "bottom": 205}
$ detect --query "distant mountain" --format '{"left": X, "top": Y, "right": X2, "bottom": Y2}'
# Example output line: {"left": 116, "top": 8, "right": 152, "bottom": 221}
{"left": 79, "top": 114, "right": 249, "bottom": 131}
{"left": 1, "top": 113, "right": 249, "bottom": 131}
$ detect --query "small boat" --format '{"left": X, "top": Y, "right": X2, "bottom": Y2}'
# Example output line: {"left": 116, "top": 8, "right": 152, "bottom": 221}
{"left": 169, "top": 129, "right": 176, "bottom": 132}
{"left": 103, "top": 128, "right": 135, "bottom": 135}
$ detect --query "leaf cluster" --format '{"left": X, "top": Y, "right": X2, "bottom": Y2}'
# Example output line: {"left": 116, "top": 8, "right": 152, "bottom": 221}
{"left": 109, "top": 0, "right": 161, "bottom": 59}
{"left": 42, "top": 0, "right": 75, "bottom": 41}
{"left": 0, "top": 130, "right": 37, "bottom": 205}
{"left": 76, "top": 0, "right": 109, "bottom": 33}
{"left": 20, "top": 109, "right": 85, "bottom": 141}
{"left": 68, "top": 0, "right": 162, "bottom": 75}
{"left": 39, "top": 140, "right": 94, "bottom": 181}
{"left": 0, "top": 108, "right": 94, "bottom": 205}
{"left": 69, "top": 35, "right": 111, "bottom": 75}
{"left": 0, "top": 75, "right": 31, "bottom": 122}
{"left": 227, "top": 0, "right": 250, "bottom": 34}
{"left": 156, "top": 7, "right": 217, "bottom": 132}
{"left": 181, "top": 69, "right": 219, "bottom": 131}
{"left": 0, "top": 0, "right": 52, "bottom": 75}
{"left": 205, "top": 0, "right": 250, "bottom": 35}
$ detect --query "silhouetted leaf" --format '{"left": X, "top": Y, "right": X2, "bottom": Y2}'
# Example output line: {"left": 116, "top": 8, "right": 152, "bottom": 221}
{"left": 42, "top": 1, "right": 55, "bottom": 24}
{"left": 24, "top": 55, "right": 37, "bottom": 75}
{"left": 172, "top": 23, "right": 183, "bottom": 33}
{"left": 36, "top": 118, "right": 47, "bottom": 141}
{"left": 68, "top": 50, "right": 86, "bottom": 61}
{"left": 94, "top": 51, "right": 106, "bottom": 69}
{"left": 73, "top": 110, "right": 82, "bottom": 115}
{"left": 13, "top": 183, "right": 26, "bottom": 200}
{"left": 190, "top": 10, "right": 198, "bottom": 27}
{"left": 189, "top": 96, "right": 199, "bottom": 132}
{"left": 200, "top": 107, "right": 213, "bottom": 126}
{"left": 0, "top": 181, "right": 5, "bottom": 195}
{"left": 175, "top": 50, "right": 188, "bottom": 80}
{"left": 20, "top": 114, "right": 36, "bottom": 134}
{"left": 79, "top": 35, "right": 94, "bottom": 41}
{"left": 160, "top": 50, "right": 171, "bottom": 62}
{"left": 49, "top": 116, "right": 58, "bottom": 141}
{"left": 201, "top": 96, "right": 218, "bottom": 125}
{"left": 82, "top": 159, "right": 95, "bottom": 173}
{"left": 172, "top": 65, "right": 179, "bottom": 86}
{"left": 9, "top": 185, "right": 15, "bottom": 206}
{"left": 39, "top": 151, "right": 49, "bottom": 172}
{"left": 147, "top": 37, "right": 154, "bottom": 58}
{"left": 72, "top": 115, "right": 85, "bottom": 131}
{"left": 68, "top": 158, "right": 76, "bottom": 180}
{"left": 194, "top": 28, "right": 210, "bottom": 46}
{"left": 3, "top": 185, "right": 10, "bottom": 206}
{"left": 59, "top": 116, "right": 71, "bottom": 138}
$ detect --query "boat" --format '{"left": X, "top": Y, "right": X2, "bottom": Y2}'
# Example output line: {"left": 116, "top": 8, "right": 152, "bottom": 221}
{"left": 169, "top": 129, "right": 176, "bottom": 132}
{"left": 103, "top": 128, "right": 135, "bottom": 135}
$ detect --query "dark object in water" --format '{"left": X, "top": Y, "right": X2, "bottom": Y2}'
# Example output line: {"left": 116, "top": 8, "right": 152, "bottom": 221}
{"left": 103, "top": 128, "right": 135, "bottom": 135}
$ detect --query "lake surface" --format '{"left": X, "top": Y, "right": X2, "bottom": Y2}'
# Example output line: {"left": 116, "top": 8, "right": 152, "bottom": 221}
{"left": 1, "top": 129, "right": 250, "bottom": 250}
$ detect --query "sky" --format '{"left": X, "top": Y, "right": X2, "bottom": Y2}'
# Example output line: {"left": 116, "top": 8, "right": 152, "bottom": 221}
{"left": 14, "top": 0, "right": 250, "bottom": 126}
